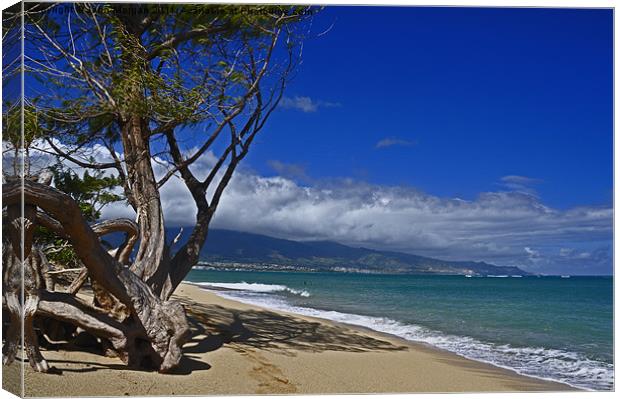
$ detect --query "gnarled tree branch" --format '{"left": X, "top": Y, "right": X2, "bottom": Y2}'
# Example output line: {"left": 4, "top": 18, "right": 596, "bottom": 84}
{"left": 3, "top": 180, "right": 190, "bottom": 372}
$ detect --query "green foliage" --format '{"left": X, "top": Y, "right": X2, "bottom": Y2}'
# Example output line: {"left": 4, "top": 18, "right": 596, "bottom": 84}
{"left": 2, "top": 101, "right": 45, "bottom": 149}
{"left": 51, "top": 165, "right": 123, "bottom": 221}
{"left": 37, "top": 165, "right": 124, "bottom": 268}
{"left": 36, "top": 226, "right": 83, "bottom": 269}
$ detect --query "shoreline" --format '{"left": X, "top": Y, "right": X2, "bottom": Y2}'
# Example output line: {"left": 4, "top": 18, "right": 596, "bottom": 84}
{"left": 185, "top": 282, "right": 583, "bottom": 391}
{"left": 3, "top": 282, "right": 575, "bottom": 396}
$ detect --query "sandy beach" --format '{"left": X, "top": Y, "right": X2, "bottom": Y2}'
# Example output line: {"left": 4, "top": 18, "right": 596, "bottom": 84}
{"left": 2, "top": 282, "right": 574, "bottom": 396}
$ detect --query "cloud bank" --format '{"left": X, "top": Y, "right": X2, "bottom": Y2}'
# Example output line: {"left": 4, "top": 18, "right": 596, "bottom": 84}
{"left": 14, "top": 140, "right": 611, "bottom": 275}
{"left": 103, "top": 157, "right": 612, "bottom": 275}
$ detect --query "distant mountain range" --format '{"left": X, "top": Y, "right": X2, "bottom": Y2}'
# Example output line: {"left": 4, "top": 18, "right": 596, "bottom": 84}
{"left": 182, "top": 228, "right": 530, "bottom": 276}
{"left": 103, "top": 227, "right": 529, "bottom": 275}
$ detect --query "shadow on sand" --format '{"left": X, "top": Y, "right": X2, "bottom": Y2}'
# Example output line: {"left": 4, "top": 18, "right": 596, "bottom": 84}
{"left": 179, "top": 296, "right": 408, "bottom": 357}
{"left": 31, "top": 292, "right": 406, "bottom": 376}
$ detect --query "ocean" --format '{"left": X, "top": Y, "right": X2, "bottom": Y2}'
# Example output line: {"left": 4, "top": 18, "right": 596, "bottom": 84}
{"left": 185, "top": 270, "right": 613, "bottom": 391}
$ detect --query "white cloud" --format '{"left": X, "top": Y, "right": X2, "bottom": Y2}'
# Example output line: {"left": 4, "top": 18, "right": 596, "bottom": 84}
{"left": 375, "top": 137, "right": 415, "bottom": 149}
{"left": 524, "top": 246, "right": 542, "bottom": 264}
{"left": 279, "top": 96, "right": 341, "bottom": 113}
{"left": 559, "top": 247, "right": 593, "bottom": 260}
{"left": 499, "top": 175, "right": 542, "bottom": 195}
{"left": 5, "top": 138, "right": 120, "bottom": 180}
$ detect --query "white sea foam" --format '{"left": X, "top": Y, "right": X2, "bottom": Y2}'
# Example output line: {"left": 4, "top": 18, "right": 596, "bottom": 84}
{"left": 188, "top": 283, "right": 614, "bottom": 391}
{"left": 191, "top": 281, "right": 311, "bottom": 297}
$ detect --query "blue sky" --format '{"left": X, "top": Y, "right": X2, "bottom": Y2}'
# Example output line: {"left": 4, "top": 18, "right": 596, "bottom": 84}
{"left": 246, "top": 7, "right": 612, "bottom": 210}
{"left": 27, "top": 5, "right": 610, "bottom": 275}
{"left": 178, "top": 6, "right": 609, "bottom": 275}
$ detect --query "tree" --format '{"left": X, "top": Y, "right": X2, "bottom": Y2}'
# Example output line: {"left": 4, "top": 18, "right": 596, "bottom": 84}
{"left": 2, "top": 2, "right": 314, "bottom": 372}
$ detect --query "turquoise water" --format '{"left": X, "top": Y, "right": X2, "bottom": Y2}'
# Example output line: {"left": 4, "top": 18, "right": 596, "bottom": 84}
{"left": 186, "top": 270, "right": 613, "bottom": 390}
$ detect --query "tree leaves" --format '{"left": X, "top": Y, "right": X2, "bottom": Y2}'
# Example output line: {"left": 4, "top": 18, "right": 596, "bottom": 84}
{"left": 51, "top": 164, "right": 123, "bottom": 221}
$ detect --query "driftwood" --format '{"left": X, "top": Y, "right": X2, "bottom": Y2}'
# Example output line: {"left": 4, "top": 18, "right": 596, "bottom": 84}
{"left": 2, "top": 179, "right": 191, "bottom": 372}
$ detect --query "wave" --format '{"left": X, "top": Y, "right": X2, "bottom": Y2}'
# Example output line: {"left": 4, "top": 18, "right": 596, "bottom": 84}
{"left": 190, "top": 281, "right": 310, "bottom": 297}
{"left": 195, "top": 286, "right": 613, "bottom": 391}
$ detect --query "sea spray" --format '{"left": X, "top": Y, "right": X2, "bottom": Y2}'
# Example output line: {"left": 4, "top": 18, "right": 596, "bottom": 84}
{"left": 192, "top": 281, "right": 311, "bottom": 297}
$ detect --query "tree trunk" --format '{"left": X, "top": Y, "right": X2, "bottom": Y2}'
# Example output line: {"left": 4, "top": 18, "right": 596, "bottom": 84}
{"left": 113, "top": 10, "right": 171, "bottom": 293}
{"left": 164, "top": 208, "right": 213, "bottom": 299}
{"left": 119, "top": 116, "right": 168, "bottom": 286}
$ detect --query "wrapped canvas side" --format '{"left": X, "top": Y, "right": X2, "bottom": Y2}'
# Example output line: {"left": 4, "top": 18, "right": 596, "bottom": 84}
{"left": 2, "top": 1, "right": 25, "bottom": 397}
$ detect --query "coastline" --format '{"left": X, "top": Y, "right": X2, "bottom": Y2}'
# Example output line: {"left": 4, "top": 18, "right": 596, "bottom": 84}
{"left": 3, "top": 282, "right": 575, "bottom": 396}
